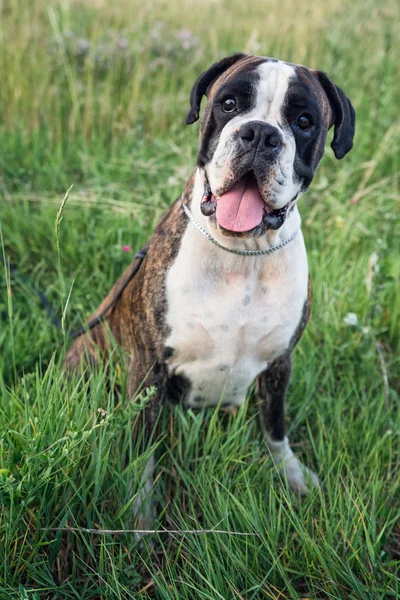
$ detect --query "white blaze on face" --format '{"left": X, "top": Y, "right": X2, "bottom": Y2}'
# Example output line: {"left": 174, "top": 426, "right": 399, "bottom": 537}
{"left": 207, "top": 61, "right": 302, "bottom": 209}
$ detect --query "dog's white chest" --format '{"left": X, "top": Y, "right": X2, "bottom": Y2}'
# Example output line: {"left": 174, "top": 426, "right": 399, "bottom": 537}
{"left": 165, "top": 215, "right": 308, "bottom": 408}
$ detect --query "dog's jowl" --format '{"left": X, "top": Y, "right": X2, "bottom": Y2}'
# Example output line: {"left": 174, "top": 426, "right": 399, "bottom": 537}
{"left": 66, "top": 53, "right": 355, "bottom": 518}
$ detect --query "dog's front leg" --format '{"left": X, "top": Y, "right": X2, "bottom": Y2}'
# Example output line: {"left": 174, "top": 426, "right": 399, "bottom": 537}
{"left": 128, "top": 356, "right": 166, "bottom": 533}
{"left": 257, "top": 355, "right": 320, "bottom": 495}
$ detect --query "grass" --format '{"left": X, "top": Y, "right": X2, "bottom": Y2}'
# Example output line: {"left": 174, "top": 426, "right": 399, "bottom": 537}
{"left": 0, "top": 0, "right": 399, "bottom": 597}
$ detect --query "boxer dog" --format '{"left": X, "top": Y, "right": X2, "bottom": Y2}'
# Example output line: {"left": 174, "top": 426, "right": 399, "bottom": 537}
{"left": 66, "top": 53, "right": 355, "bottom": 519}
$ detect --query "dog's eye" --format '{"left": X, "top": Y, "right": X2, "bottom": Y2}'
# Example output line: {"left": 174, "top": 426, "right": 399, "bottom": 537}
{"left": 297, "top": 114, "right": 313, "bottom": 130}
{"left": 221, "top": 97, "right": 237, "bottom": 113}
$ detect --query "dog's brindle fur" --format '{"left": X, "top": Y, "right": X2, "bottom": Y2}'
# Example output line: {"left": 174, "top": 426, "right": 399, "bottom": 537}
{"left": 66, "top": 54, "right": 355, "bottom": 508}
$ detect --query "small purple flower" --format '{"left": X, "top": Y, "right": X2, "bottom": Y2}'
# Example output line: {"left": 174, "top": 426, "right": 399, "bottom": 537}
{"left": 176, "top": 29, "right": 198, "bottom": 51}
{"left": 122, "top": 245, "right": 132, "bottom": 253}
{"left": 76, "top": 38, "right": 90, "bottom": 57}
{"left": 118, "top": 37, "right": 129, "bottom": 49}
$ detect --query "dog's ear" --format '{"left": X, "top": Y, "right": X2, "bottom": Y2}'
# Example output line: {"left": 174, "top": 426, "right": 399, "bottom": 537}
{"left": 185, "top": 53, "right": 247, "bottom": 125}
{"left": 313, "top": 70, "right": 356, "bottom": 159}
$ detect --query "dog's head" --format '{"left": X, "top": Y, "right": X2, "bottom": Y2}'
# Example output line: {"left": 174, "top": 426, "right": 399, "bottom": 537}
{"left": 185, "top": 53, "right": 355, "bottom": 236}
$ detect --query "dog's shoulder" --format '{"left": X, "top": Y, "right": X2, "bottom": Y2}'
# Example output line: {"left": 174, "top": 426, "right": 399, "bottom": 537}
{"left": 122, "top": 173, "right": 196, "bottom": 347}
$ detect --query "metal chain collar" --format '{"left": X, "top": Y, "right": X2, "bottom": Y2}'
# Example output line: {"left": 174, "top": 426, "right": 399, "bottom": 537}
{"left": 182, "top": 203, "right": 298, "bottom": 257}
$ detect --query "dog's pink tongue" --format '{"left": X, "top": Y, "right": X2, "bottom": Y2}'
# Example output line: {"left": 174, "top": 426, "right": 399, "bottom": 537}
{"left": 216, "top": 178, "right": 264, "bottom": 232}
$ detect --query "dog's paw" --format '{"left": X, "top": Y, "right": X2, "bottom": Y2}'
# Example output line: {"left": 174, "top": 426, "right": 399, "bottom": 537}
{"left": 283, "top": 456, "right": 320, "bottom": 495}
{"left": 268, "top": 436, "right": 320, "bottom": 496}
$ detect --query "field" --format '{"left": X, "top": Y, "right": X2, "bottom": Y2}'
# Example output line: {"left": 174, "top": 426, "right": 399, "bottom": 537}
{"left": 0, "top": 0, "right": 399, "bottom": 598}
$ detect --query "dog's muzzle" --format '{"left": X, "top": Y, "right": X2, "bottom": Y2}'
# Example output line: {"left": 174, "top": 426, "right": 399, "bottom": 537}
{"left": 200, "top": 121, "right": 294, "bottom": 233}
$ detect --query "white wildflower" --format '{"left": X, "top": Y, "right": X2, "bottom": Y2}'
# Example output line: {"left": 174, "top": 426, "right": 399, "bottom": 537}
{"left": 344, "top": 312, "right": 358, "bottom": 327}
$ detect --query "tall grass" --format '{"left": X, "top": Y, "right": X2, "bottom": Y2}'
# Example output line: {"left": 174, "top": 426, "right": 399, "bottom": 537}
{"left": 0, "top": 0, "right": 399, "bottom": 597}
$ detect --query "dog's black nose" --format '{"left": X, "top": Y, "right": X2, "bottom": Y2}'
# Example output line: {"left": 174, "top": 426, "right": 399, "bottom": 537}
{"left": 239, "top": 121, "right": 282, "bottom": 154}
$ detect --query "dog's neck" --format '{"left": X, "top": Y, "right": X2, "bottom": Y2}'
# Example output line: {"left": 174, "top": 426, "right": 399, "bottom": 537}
{"left": 187, "top": 168, "right": 302, "bottom": 253}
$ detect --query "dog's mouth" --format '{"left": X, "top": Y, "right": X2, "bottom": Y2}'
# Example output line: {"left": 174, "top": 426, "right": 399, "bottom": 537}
{"left": 200, "top": 171, "right": 291, "bottom": 232}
